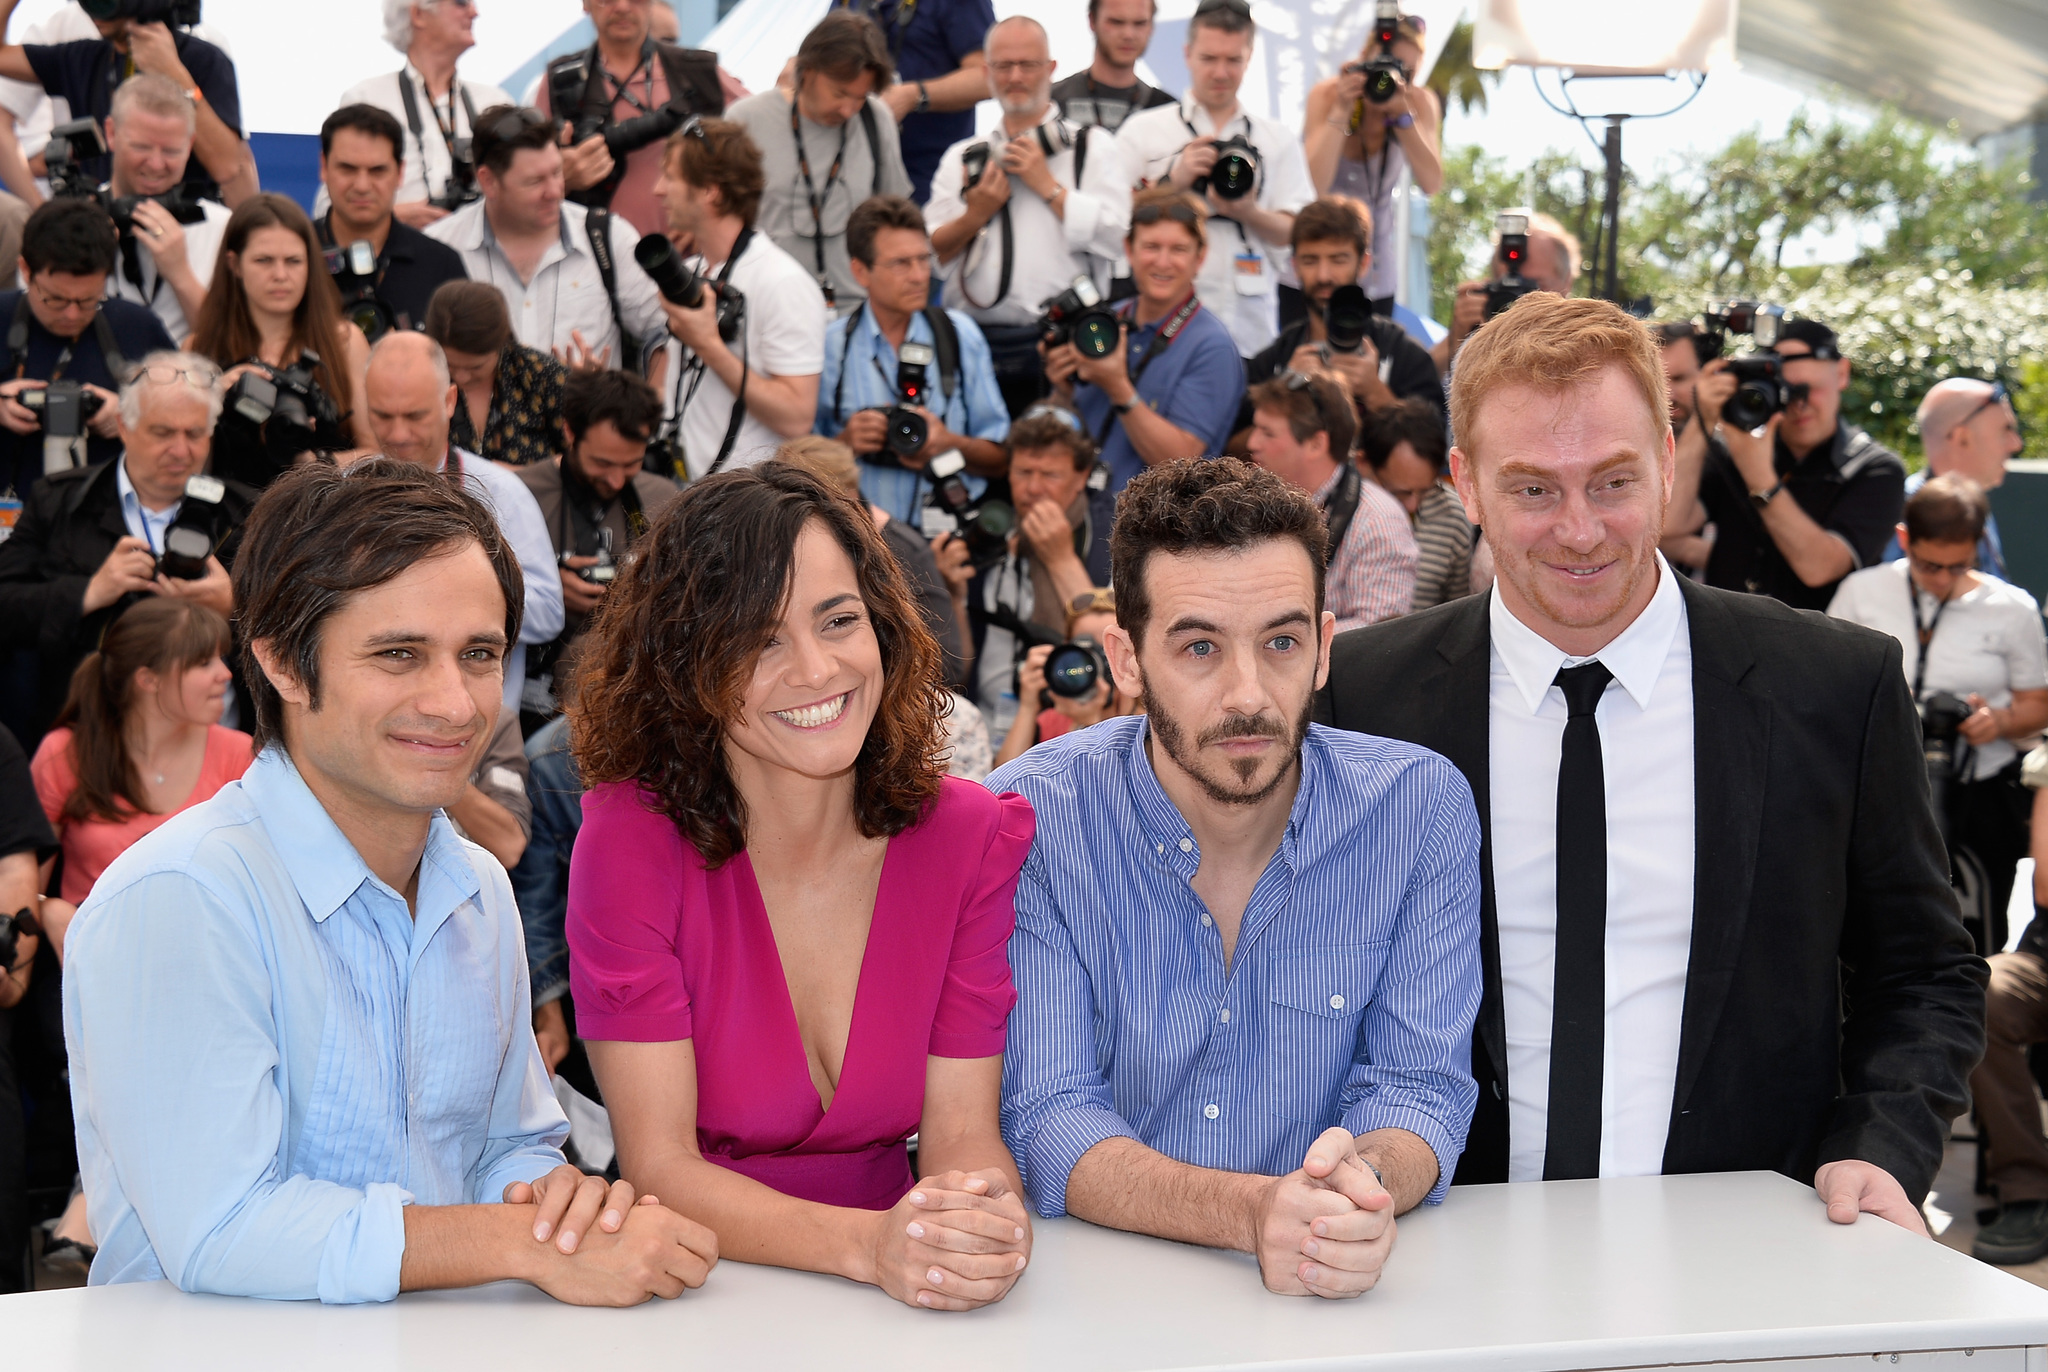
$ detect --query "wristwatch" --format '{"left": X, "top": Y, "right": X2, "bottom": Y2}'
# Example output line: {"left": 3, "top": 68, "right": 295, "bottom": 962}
{"left": 1111, "top": 397, "right": 1136, "bottom": 417}
{"left": 914, "top": 81, "right": 931, "bottom": 113}
{"left": 1387, "top": 112, "right": 1414, "bottom": 130}
{"left": 1749, "top": 479, "right": 1784, "bottom": 510}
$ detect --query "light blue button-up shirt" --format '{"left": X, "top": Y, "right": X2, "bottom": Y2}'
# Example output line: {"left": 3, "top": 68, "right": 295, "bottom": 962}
{"left": 990, "top": 716, "right": 1482, "bottom": 1216}
{"left": 114, "top": 457, "right": 178, "bottom": 553}
{"left": 63, "top": 746, "right": 568, "bottom": 1303}
{"left": 814, "top": 304, "right": 1011, "bottom": 526}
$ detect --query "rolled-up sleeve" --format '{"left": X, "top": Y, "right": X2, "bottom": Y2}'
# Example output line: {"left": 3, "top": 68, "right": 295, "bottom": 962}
{"left": 1338, "top": 761, "right": 1483, "bottom": 1203}
{"left": 998, "top": 847, "right": 1141, "bottom": 1218}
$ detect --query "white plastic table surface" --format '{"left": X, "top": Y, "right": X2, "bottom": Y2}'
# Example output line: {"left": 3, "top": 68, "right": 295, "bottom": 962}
{"left": 11, "top": 1171, "right": 2048, "bottom": 1371}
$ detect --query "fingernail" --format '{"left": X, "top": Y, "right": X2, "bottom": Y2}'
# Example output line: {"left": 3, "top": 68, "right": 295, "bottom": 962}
{"left": 906, "top": 1222, "right": 925, "bottom": 1238}
{"left": 917, "top": 1291, "right": 934, "bottom": 1306}
{"left": 558, "top": 1230, "right": 576, "bottom": 1251}
{"left": 1015, "top": 1255, "right": 1027, "bottom": 1271}
{"left": 1013, "top": 1226, "right": 1024, "bottom": 1240}
{"left": 928, "top": 1268, "right": 945, "bottom": 1285}
{"left": 1312, "top": 1219, "right": 1327, "bottom": 1237}
{"left": 910, "top": 1191, "right": 926, "bottom": 1205}
{"left": 1304, "top": 1238, "right": 1322, "bottom": 1257}
{"left": 968, "top": 1178, "right": 987, "bottom": 1190}
{"left": 603, "top": 1209, "right": 621, "bottom": 1229}
{"left": 533, "top": 1220, "right": 552, "bottom": 1241}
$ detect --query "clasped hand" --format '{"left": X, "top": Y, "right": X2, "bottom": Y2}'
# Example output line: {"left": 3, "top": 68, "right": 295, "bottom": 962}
{"left": 1252, "top": 1126, "right": 1396, "bottom": 1299}
{"left": 506, "top": 1163, "right": 720, "bottom": 1305}
{"left": 869, "top": 1169, "right": 1032, "bottom": 1312}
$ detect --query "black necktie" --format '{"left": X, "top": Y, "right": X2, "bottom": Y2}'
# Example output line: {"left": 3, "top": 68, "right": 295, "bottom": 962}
{"left": 1544, "top": 660, "right": 1614, "bottom": 1180}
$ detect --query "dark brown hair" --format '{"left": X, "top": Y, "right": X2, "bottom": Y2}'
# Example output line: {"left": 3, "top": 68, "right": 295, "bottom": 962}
{"left": 570, "top": 463, "right": 947, "bottom": 866}
{"left": 469, "top": 104, "right": 557, "bottom": 177}
{"left": 1248, "top": 371, "right": 1358, "bottom": 460}
{"left": 847, "top": 194, "right": 927, "bottom": 267}
{"left": 1111, "top": 457, "right": 1328, "bottom": 648}
{"left": 1189, "top": 0, "right": 1254, "bottom": 39}
{"left": 321, "top": 102, "right": 405, "bottom": 161}
{"left": 53, "top": 599, "right": 230, "bottom": 823}
{"left": 425, "top": 280, "right": 513, "bottom": 356}
{"left": 1904, "top": 472, "right": 1989, "bottom": 547}
{"left": 1128, "top": 185, "right": 1207, "bottom": 252}
{"left": 796, "top": 12, "right": 893, "bottom": 91}
{"left": 669, "top": 117, "right": 766, "bottom": 226}
{"left": 1360, "top": 396, "right": 1448, "bottom": 473}
{"left": 1292, "top": 195, "right": 1370, "bottom": 257}
{"left": 190, "top": 193, "right": 357, "bottom": 420}
{"left": 563, "top": 366, "right": 662, "bottom": 445}
{"left": 231, "top": 458, "right": 525, "bottom": 752}
{"left": 1008, "top": 406, "right": 1097, "bottom": 472}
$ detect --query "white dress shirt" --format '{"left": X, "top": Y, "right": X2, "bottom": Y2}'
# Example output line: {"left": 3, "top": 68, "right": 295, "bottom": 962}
{"left": 105, "top": 198, "right": 230, "bottom": 345}
{"left": 433, "top": 447, "right": 565, "bottom": 712}
{"left": 924, "top": 108, "right": 1132, "bottom": 326}
{"left": 333, "top": 66, "right": 514, "bottom": 209}
{"left": 1488, "top": 556, "right": 1697, "bottom": 1182}
{"left": 427, "top": 200, "right": 663, "bottom": 364}
{"left": 1114, "top": 99, "right": 1314, "bottom": 358}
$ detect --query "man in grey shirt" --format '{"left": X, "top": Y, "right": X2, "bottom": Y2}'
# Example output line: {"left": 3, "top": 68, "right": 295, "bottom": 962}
{"left": 726, "top": 12, "right": 911, "bottom": 313}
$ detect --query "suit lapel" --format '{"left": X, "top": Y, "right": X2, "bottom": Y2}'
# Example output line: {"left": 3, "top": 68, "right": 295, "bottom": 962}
{"left": 1669, "top": 580, "right": 1770, "bottom": 1122}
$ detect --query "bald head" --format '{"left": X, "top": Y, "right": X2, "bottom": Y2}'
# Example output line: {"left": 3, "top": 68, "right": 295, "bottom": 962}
{"left": 365, "top": 330, "right": 456, "bottom": 468}
{"left": 1919, "top": 377, "right": 2020, "bottom": 490}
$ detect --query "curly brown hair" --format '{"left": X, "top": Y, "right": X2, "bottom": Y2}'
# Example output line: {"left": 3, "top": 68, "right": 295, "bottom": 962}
{"left": 570, "top": 463, "right": 948, "bottom": 866}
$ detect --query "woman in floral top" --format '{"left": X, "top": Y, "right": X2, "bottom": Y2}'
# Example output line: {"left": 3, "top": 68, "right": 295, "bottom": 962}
{"left": 424, "top": 281, "right": 568, "bottom": 466}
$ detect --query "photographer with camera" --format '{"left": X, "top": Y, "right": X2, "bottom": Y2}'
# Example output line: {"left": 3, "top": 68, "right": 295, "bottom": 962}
{"left": 428, "top": 105, "right": 663, "bottom": 371}
{"left": 0, "top": 0, "right": 252, "bottom": 207}
{"left": 316, "top": 105, "right": 469, "bottom": 342}
{"left": 1301, "top": 5, "right": 1440, "bottom": 315}
{"left": 1665, "top": 316, "right": 1905, "bottom": 611}
{"left": 1245, "top": 368, "right": 1415, "bottom": 629}
{"left": 0, "top": 351, "right": 253, "bottom": 747}
{"left": 925, "top": 17, "right": 1129, "bottom": 419}
{"left": 96, "top": 73, "right": 229, "bottom": 346}
{"left": 335, "top": 0, "right": 513, "bottom": 228}
{"left": 643, "top": 117, "right": 825, "bottom": 479}
{"left": 1882, "top": 379, "right": 2025, "bottom": 573}
{"left": 831, "top": 0, "right": 995, "bottom": 205}
{"left": 1051, "top": 0, "right": 1176, "bottom": 134}
{"left": 1047, "top": 187, "right": 1243, "bottom": 492}
{"left": 0, "top": 720, "right": 54, "bottom": 1294}
{"left": 0, "top": 198, "right": 174, "bottom": 500}
{"left": 1433, "top": 207, "right": 1578, "bottom": 375}
{"left": 1828, "top": 474, "right": 2047, "bottom": 952}
{"left": 1114, "top": 0, "right": 1313, "bottom": 359}
{"left": 991, "top": 586, "right": 1135, "bottom": 766}
{"left": 535, "top": 0, "right": 724, "bottom": 235}
{"left": 815, "top": 194, "right": 1006, "bottom": 523}
{"left": 728, "top": 14, "right": 912, "bottom": 313}
{"left": 426, "top": 280, "right": 566, "bottom": 468}
{"left": 968, "top": 404, "right": 1114, "bottom": 739}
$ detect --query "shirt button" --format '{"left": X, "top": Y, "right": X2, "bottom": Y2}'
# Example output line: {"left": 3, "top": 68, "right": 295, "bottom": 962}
{"left": 1329, "top": 994, "right": 1346, "bottom": 1010}
{"left": 1199, "top": 913, "right": 1212, "bottom": 927}
{"left": 1155, "top": 843, "right": 1164, "bottom": 855}
{"left": 1179, "top": 838, "right": 1193, "bottom": 852}
{"left": 1204, "top": 1103, "right": 1220, "bottom": 1120}
{"left": 1219, "top": 1007, "right": 1230, "bottom": 1023}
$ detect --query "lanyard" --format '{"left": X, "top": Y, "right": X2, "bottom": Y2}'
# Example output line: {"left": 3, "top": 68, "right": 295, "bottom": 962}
{"left": 602, "top": 41, "right": 659, "bottom": 117}
{"left": 555, "top": 462, "right": 646, "bottom": 555}
{"left": 792, "top": 100, "right": 850, "bottom": 306}
{"left": 1909, "top": 576, "right": 1951, "bottom": 698}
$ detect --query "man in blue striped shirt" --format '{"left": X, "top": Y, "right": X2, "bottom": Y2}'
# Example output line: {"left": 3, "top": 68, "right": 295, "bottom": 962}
{"left": 991, "top": 457, "right": 1482, "bottom": 1298}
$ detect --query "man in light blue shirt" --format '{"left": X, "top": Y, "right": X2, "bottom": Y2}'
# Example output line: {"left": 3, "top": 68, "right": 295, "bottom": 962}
{"left": 991, "top": 457, "right": 1481, "bottom": 1299}
{"left": 63, "top": 457, "right": 717, "bottom": 1304}
{"left": 815, "top": 195, "right": 1010, "bottom": 526}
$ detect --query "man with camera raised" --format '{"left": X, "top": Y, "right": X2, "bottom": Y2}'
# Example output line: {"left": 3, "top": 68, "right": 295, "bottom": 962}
{"left": 535, "top": 0, "right": 724, "bottom": 237}
{"left": 0, "top": 198, "right": 175, "bottom": 502}
{"left": 926, "top": 16, "right": 1130, "bottom": 419}
{"left": 317, "top": 104, "right": 470, "bottom": 340}
{"left": 1665, "top": 316, "right": 1905, "bottom": 611}
{"left": 1113, "top": 0, "right": 1312, "bottom": 359}
{"left": 1048, "top": 185, "right": 1244, "bottom": 493}
{"left": 98, "top": 72, "right": 231, "bottom": 347}
{"left": 1434, "top": 208, "right": 1578, "bottom": 375}
{"left": 0, "top": 351, "right": 252, "bottom": 746}
{"left": 815, "top": 194, "right": 1007, "bottom": 524}
{"left": 336, "top": 0, "right": 513, "bottom": 228}
{"left": 645, "top": 117, "right": 826, "bottom": 478}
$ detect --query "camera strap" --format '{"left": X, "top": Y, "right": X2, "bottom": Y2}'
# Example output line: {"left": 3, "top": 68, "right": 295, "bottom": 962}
{"left": 1909, "top": 577, "right": 1952, "bottom": 699}
{"left": 584, "top": 205, "right": 640, "bottom": 373}
{"left": 3, "top": 295, "right": 128, "bottom": 386}
{"left": 1092, "top": 293, "right": 1200, "bottom": 446}
{"left": 793, "top": 98, "right": 859, "bottom": 309}
{"left": 669, "top": 228, "right": 754, "bottom": 478}
{"left": 400, "top": 68, "right": 480, "bottom": 179}
{"left": 1321, "top": 464, "right": 1364, "bottom": 559}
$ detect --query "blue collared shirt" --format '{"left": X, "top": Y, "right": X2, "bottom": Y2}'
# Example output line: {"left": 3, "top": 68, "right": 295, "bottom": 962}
{"left": 1071, "top": 299, "right": 1246, "bottom": 492}
{"left": 990, "top": 716, "right": 1482, "bottom": 1217}
{"left": 814, "top": 304, "right": 1011, "bottom": 527}
{"left": 114, "top": 457, "right": 179, "bottom": 553}
{"left": 63, "top": 747, "right": 568, "bottom": 1304}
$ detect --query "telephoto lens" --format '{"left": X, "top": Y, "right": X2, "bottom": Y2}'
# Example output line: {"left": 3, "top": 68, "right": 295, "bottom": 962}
{"left": 1043, "top": 637, "right": 1110, "bottom": 700}
{"left": 635, "top": 232, "right": 706, "bottom": 308}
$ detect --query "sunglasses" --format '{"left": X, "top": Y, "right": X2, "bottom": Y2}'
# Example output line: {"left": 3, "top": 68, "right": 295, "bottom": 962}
{"left": 482, "top": 106, "right": 554, "bottom": 143}
{"left": 1131, "top": 200, "right": 1202, "bottom": 227}
{"left": 1958, "top": 381, "right": 2010, "bottom": 430}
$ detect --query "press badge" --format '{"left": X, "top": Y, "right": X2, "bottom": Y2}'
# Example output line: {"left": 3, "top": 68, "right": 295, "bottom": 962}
{"left": 0, "top": 496, "right": 18, "bottom": 543}
{"left": 1233, "top": 249, "right": 1270, "bottom": 295}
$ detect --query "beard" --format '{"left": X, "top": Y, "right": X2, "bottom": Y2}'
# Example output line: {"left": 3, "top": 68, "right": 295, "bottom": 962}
{"left": 1142, "top": 681, "right": 1315, "bottom": 809}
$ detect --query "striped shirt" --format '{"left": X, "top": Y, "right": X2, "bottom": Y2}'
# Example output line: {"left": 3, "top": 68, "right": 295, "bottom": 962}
{"left": 1321, "top": 465, "right": 1419, "bottom": 631}
{"left": 1411, "top": 481, "right": 1477, "bottom": 612}
{"left": 989, "top": 715, "right": 1483, "bottom": 1216}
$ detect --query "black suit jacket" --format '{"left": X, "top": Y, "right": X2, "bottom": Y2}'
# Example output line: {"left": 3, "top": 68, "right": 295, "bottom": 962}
{"left": 1313, "top": 578, "right": 1985, "bottom": 1202}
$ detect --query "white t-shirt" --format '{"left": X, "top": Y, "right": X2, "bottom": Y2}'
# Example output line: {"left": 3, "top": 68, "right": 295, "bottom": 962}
{"left": 658, "top": 231, "right": 826, "bottom": 479}
{"left": 1828, "top": 560, "right": 2048, "bottom": 780}
{"left": 105, "top": 197, "right": 231, "bottom": 344}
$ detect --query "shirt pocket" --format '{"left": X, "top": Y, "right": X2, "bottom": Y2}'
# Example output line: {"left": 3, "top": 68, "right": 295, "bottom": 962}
{"left": 1261, "top": 943, "right": 1390, "bottom": 1124}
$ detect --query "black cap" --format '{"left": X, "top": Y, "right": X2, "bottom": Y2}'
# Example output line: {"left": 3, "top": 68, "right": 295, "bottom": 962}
{"left": 1772, "top": 317, "right": 1842, "bottom": 361}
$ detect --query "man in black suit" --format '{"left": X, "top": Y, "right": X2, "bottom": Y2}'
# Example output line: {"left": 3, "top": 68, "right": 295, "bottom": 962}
{"left": 1315, "top": 293, "right": 1983, "bottom": 1231}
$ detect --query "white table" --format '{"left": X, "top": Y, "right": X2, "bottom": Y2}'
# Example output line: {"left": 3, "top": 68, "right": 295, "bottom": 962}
{"left": 11, "top": 1171, "right": 2048, "bottom": 1370}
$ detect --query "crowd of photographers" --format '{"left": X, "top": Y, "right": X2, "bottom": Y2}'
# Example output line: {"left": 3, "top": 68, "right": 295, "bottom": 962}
{"left": 0, "top": 0, "right": 2045, "bottom": 1292}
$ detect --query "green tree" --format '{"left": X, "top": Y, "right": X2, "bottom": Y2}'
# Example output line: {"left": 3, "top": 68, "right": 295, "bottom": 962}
{"left": 1426, "top": 19, "right": 1499, "bottom": 121}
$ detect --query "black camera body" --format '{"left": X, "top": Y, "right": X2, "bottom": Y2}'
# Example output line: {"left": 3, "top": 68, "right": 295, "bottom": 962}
{"left": 156, "top": 473, "right": 226, "bottom": 580}
{"left": 0, "top": 905, "right": 41, "bottom": 976}
{"left": 1196, "top": 133, "right": 1259, "bottom": 201}
{"left": 1695, "top": 298, "right": 1784, "bottom": 363}
{"left": 45, "top": 117, "right": 107, "bottom": 200}
{"left": 103, "top": 184, "right": 207, "bottom": 237}
{"left": 325, "top": 238, "right": 397, "bottom": 341}
{"left": 963, "top": 120, "right": 1074, "bottom": 190}
{"left": 634, "top": 232, "right": 743, "bottom": 342}
{"left": 79, "top": 0, "right": 200, "bottom": 23}
{"left": 1721, "top": 353, "right": 1809, "bottom": 432}
{"left": 22, "top": 379, "right": 103, "bottom": 435}
{"left": 1919, "top": 688, "right": 1976, "bottom": 843}
{"left": 1322, "top": 283, "right": 1372, "bottom": 354}
{"left": 866, "top": 340, "right": 936, "bottom": 461}
{"left": 1039, "top": 275, "right": 1120, "bottom": 359}
{"left": 1044, "top": 635, "right": 1110, "bottom": 701}
{"left": 927, "top": 450, "right": 1015, "bottom": 571}
{"left": 213, "top": 350, "right": 345, "bottom": 489}
{"left": 1482, "top": 212, "right": 1540, "bottom": 322}
{"left": 431, "top": 138, "right": 480, "bottom": 212}
{"left": 549, "top": 51, "right": 690, "bottom": 206}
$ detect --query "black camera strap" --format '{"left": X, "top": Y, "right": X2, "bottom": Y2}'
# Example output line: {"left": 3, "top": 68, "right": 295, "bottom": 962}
{"left": 4, "top": 293, "right": 128, "bottom": 385}
{"left": 584, "top": 205, "right": 639, "bottom": 373}
{"left": 793, "top": 97, "right": 858, "bottom": 309}
{"left": 1909, "top": 575, "right": 1953, "bottom": 699}
{"left": 1321, "top": 464, "right": 1364, "bottom": 560}
{"left": 667, "top": 227, "right": 754, "bottom": 477}
{"left": 832, "top": 305, "right": 960, "bottom": 422}
{"left": 1092, "top": 292, "right": 1200, "bottom": 447}
{"left": 399, "top": 68, "right": 481, "bottom": 185}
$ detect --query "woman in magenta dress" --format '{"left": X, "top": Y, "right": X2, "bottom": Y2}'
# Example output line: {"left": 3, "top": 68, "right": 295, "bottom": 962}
{"left": 566, "top": 463, "right": 1035, "bottom": 1312}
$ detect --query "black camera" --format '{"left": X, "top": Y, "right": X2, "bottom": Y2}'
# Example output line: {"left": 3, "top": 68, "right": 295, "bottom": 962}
{"left": 1919, "top": 689, "right": 1976, "bottom": 843}
{"left": 431, "top": 138, "right": 479, "bottom": 212}
{"left": 79, "top": 0, "right": 200, "bottom": 22}
{"left": 1323, "top": 283, "right": 1371, "bottom": 354}
{"left": 1354, "top": 1, "right": 1409, "bottom": 106}
{"left": 1721, "top": 353, "right": 1810, "bottom": 432}
{"left": 325, "top": 237, "right": 397, "bottom": 341}
{"left": 1039, "top": 275, "right": 1120, "bottom": 360}
{"left": 868, "top": 340, "right": 936, "bottom": 461}
{"left": 22, "top": 379, "right": 103, "bottom": 431}
{"left": 549, "top": 52, "right": 690, "bottom": 204}
{"left": 927, "top": 450, "right": 1015, "bottom": 571}
{"left": 634, "top": 232, "right": 743, "bottom": 342}
{"left": 1197, "top": 133, "right": 1259, "bottom": 201}
{"left": 963, "top": 121, "right": 1074, "bottom": 189}
{"left": 1695, "top": 298, "right": 1784, "bottom": 362}
{"left": 0, "top": 905, "right": 41, "bottom": 976}
{"left": 560, "top": 528, "right": 622, "bottom": 585}
{"left": 213, "top": 351, "right": 345, "bottom": 489}
{"left": 1482, "top": 212, "right": 1541, "bottom": 321}
{"left": 104, "top": 184, "right": 206, "bottom": 237}
{"left": 156, "top": 473, "right": 226, "bottom": 580}
{"left": 1044, "top": 635, "right": 1110, "bottom": 700}
{"left": 45, "top": 117, "right": 106, "bottom": 200}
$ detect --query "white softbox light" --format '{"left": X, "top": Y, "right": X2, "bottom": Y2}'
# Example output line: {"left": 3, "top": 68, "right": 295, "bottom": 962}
{"left": 1473, "top": 0, "right": 1739, "bottom": 75}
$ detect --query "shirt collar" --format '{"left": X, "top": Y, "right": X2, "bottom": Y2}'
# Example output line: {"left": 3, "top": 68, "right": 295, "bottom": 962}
{"left": 1122, "top": 714, "right": 1319, "bottom": 877}
{"left": 1311, "top": 462, "right": 1347, "bottom": 505}
{"left": 478, "top": 204, "right": 573, "bottom": 261}
{"left": 1180, "top": 98, "right": 1244, "bottom": 137}
{"left": 1488, "top": 552, "right": 1687, "bottom": 715}
{"left": 115, "top": 458, "right": 179, "bottom": 522}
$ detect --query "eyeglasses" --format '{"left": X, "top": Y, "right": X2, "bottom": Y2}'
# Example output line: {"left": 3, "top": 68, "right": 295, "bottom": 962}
{"left": 136, "top": 364, "right": 219, "bottom": 387}
{"left": 482, "top": 106, "right": 554, "bottom": 144}
{"left": 1069, "top": 589, "right": 1115, "bottom": 617}
{"left": 1131, "top": 200, "right": 1202, "bottom": 228}
{"left": 1280, "top": 369, "right": 1317, "bottom": 392}
{"left": 874, "top": 251, "right": 936, "bottom": 274}
{"left": 1957, "top": 381, "right": 2010, "bottom": 431}
{"left": 1021, "top": 402, "right": 1084, "bottom": 433}
{"left": 28, "top": 279, "right": 100, "bottom": 312}
{"left": 1909, "top": 550, "right": 1977, "bottom": 578}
